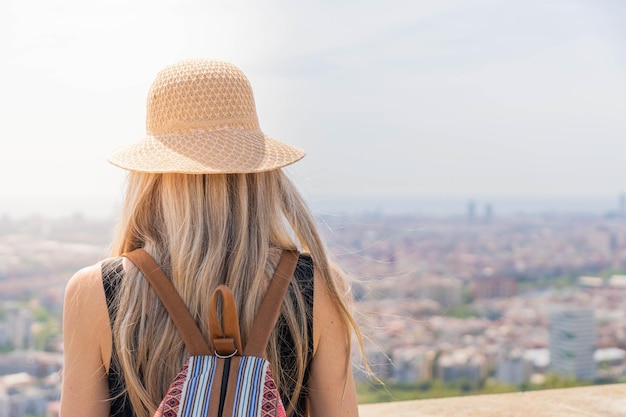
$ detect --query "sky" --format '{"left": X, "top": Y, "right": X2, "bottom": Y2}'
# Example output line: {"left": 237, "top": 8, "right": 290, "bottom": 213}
{"left": 1, "top": 0, "right": 625, "bottom": 218}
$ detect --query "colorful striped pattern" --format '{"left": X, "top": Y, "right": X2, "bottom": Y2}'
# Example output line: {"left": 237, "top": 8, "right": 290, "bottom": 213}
{"left": 233, "top": 356, "right": 265, "bottom": 415}
{"left": 155, "top": 355, "right": 286, "bottom": 417}
{"left": 180, "top": 356, "right": 219, "bottom": 416}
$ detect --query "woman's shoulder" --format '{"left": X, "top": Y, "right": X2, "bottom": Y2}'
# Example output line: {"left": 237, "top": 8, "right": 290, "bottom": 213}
{"left": 64, "top": 259, "right": 120, "bottom": 323}
{"left": 66, "top": 262, "right": 103, "bottom": 292}
{"left": 66, "top": 259, "right": 116, "bottom": 295}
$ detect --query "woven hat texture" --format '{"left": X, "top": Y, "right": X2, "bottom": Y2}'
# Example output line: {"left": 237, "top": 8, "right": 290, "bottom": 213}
{"left": 108, "top": 59, "right": 305, "bottom": 173}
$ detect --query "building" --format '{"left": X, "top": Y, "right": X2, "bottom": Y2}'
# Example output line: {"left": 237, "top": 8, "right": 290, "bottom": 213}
{"left": 356, "top": 347, "right": 393, "bottom": 381}
{"left": 548, "top": 307, "right": 596, "bottom": 380}
{"left": 0, "top": 351, "right": 63, "bottom": 381}
{"left": 577, "top": 276, "right": 604, "bottom": 289}
{"left": 473, "top": 276, "right": 517, "bottom": 300}
{"left": 594, "top": 348, "right": 626, "bottom": 378}
{"left": 495, "top": 350, "right": 531, "bottom": 385}
{"left": 390, "top": 347, "right": 434, "bottom": 382}
{"left": 524, "top": 348, "right": 550, "bottom": 374}
{"left": 3, "top": 307, "right": 33, "bottom": 350}
{"left": 420, "top": 278, "right": 463, "bottom": 307}
{"left": 437, "top": 348, "right": 487, "bottom": 382}
{"left": 608, "top": 275, "right": 626, "bottom": 289}
{"left": 0, "top": 373, "right": 58, "bottom": 417}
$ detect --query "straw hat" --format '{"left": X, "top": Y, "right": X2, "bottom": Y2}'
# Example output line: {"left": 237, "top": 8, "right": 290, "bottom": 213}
{"left": 108, "top": 59, "right": 305, "bottom": 173}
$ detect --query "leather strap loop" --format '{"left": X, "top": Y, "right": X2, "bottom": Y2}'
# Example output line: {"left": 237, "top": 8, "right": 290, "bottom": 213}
{"left": 209, "top": 285, "right": 243, "bottom": 356}
{"left": 122, "top": 249, "right": 211, "bottom": 356}
{"left": 245, "top": 250, "right": 299, "bottom": 357}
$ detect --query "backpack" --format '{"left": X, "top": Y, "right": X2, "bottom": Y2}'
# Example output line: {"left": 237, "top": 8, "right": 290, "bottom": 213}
{"left": 123, "top": 249, "right": 300, "bottom": 417}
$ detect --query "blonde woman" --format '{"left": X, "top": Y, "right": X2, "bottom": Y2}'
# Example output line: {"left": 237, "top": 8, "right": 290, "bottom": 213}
{"left": 60, "top": 60, "right": 360, "bottom": 417}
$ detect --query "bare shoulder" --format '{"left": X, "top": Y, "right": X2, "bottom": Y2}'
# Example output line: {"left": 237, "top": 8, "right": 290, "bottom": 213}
{"left": 64, "top": 259, "right": 113, "bottom": 335}
{"left": 65, "top": 262, "right": 105, "bottom": 300}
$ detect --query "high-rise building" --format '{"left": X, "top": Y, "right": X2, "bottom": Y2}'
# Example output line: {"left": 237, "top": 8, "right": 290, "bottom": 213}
{"left": 4, "top": 307, "right": 33, "bottom": 350}
{"left": 484, "top": 203, "right": 493, "bottom": 222}
{"left": 548, "top": 307, "right": 596, "bottom": 380}
{"left": 467, "top": 200, "right": 476, "bottom": 222}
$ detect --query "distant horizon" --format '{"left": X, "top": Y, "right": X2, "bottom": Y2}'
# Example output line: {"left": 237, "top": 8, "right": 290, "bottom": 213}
{"left": 2, "top": 192, "right": 624, "bottom": 221}
{"left": 3, "top": 1, "right": 625, "bottom": 221}
{"left": 310, "top": 193, "right": 626, "bottom": 217}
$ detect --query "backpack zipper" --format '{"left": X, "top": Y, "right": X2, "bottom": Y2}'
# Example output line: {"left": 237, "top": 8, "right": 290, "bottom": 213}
{"left": 217, "top": 357, "right": 231, "bottom": 417}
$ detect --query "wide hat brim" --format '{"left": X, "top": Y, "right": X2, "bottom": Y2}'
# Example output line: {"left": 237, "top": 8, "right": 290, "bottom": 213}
{"left": 108, "top": 129, "right": 305, "bottom": 174}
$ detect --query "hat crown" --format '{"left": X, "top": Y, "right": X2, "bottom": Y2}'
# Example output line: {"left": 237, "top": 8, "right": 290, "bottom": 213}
{"left": 146, "top": 60, "right": 260, "bottom": 135}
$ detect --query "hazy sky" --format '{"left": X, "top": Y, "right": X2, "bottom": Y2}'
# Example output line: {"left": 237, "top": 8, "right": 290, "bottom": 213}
{"left": 1, "top": 0, "right": 625, "bottom": 217}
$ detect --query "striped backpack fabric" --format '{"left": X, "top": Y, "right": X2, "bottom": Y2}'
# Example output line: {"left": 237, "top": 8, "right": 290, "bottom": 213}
{"left": 123, "top": 249, "right": 300, "bottom": 417}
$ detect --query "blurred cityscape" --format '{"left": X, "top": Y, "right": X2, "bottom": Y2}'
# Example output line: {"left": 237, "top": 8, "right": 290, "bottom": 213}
{"left": 2, "top": 202, "right": 626, "bottom": 416}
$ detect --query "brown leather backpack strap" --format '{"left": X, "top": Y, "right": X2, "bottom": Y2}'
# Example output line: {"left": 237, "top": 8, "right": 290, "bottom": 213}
{"left": 209, "top": 285, "right": 243, "bottom": 357}
{"left": 244, "top": 250, "right": 300, "bottom": 357}
{"left": 122, "top": 249, "right": 211, "bottom": 356}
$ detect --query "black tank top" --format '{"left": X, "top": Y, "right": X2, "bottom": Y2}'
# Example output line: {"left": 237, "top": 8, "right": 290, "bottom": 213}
{"left": 102, "top": 254, "right": 314, "bottom": 417}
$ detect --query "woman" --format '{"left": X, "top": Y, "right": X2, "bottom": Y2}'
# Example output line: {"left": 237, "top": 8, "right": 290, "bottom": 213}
{"left": 60, "top": 60, "right": 361, "bottom": 417}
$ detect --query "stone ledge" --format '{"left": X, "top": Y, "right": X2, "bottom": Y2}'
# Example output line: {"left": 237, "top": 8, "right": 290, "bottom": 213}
{"left": 358, "top": 384, "right": 626, "bottom": 417}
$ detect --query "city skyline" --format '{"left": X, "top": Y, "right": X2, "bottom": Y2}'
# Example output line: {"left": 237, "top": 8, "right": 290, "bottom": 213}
{"left": 3, "top": 206, "right": 626, "bottom": 412}
{"left": 2, "top": 192, "right": 626, "bottom": 220}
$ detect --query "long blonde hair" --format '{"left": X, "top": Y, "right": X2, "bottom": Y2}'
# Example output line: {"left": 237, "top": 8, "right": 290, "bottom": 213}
{"left": 108, "top": 169, "right": 359, "bottom": 417}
